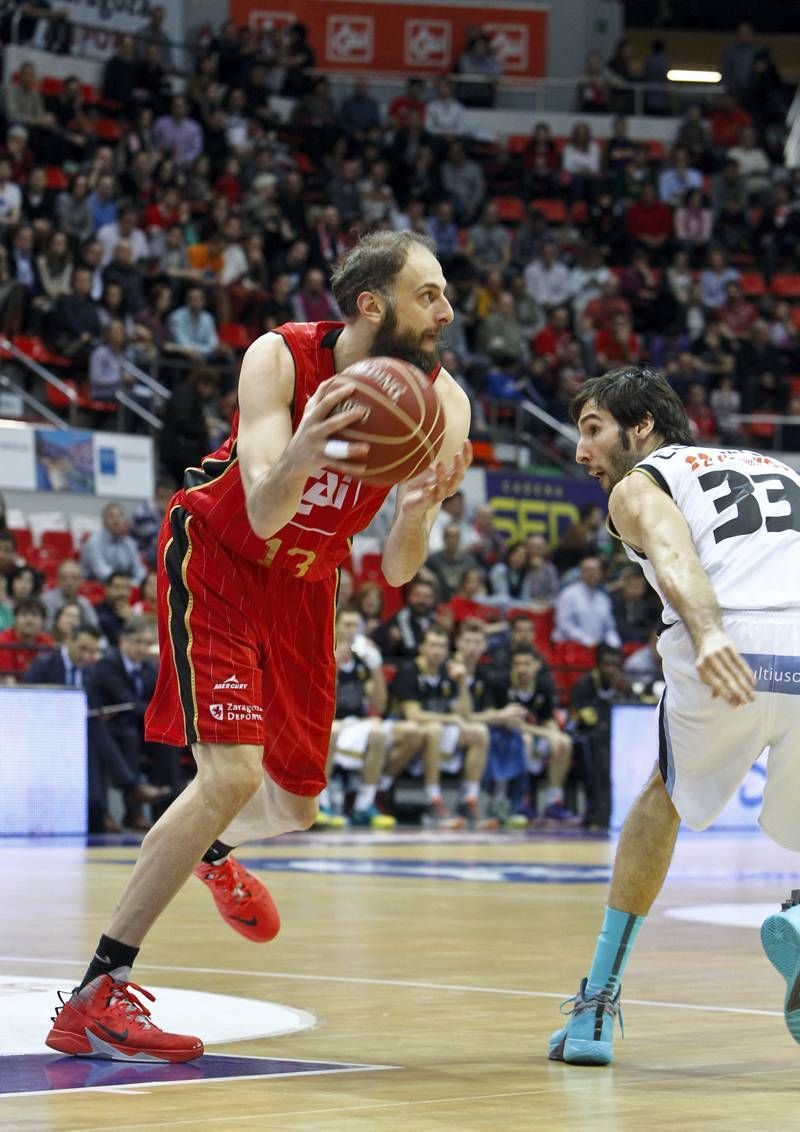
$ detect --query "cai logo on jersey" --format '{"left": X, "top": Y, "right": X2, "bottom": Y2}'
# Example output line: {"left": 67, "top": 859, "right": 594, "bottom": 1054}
{"left": 404, "top": 19, "right": 451, "bottom": 68}
{"left": 326, "top": 15, "right": 374, "bottom": 63}
{"left": 296, "top": 471, "right": 359, "bottom": 516}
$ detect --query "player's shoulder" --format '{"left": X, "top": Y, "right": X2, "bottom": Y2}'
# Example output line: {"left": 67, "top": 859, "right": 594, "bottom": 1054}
{"left": 435, "top": 366, "right": 471, "bottom": 429}
{"left": 237, "top": 332, "right": 296, "bottom": 412}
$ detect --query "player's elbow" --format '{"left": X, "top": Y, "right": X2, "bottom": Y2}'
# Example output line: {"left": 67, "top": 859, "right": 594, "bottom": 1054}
{"left": 381, "top": 560, "right": 416, "bottom": 588}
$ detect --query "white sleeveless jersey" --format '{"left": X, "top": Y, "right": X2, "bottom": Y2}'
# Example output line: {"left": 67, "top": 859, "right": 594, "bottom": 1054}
{"left": 616, "top": 444, "right": 800, "bottom": 624}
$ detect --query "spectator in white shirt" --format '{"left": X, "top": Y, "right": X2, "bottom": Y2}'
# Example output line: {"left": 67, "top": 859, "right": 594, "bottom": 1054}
{"left": 98, "top": 205, "right": 150, "bottom": 267}
{"left": 425, "top": 78, "right": 466, "bottom": 139}
{"left": 727, "top": 125, "right": 771, "bottom": 199}
{"left": 524, "top": 240, "right": 574, "bottom": 308}
{"left": 553, "top": 557, "right": 621, "bottom": 648}
{"left": 0, "top": 158, "right": 22, "bottom": 228}
{"left": 81, "top": 502, "right": 147, "bottom": 585}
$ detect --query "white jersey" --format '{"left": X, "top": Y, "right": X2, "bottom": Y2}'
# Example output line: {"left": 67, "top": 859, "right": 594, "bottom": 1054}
{"left": 615, "top": 444, "right": 800, "bottom": 625}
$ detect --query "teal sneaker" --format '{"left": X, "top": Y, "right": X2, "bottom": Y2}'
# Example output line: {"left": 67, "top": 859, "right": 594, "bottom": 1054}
{"left": 314, "top": 806, "right": 348, "bottom": 830}
{"left": 548, "top": 977, "right": 623, "bottom": 1065}
{"left": 350, "top": 805, "right": 396, "bottom": 830}
{"left": 761, "top": 902, "right": 800, "bottom": 1044}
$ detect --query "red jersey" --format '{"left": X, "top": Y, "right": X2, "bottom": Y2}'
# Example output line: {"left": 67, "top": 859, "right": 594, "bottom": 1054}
{"left": 176, "top": 321, "right": 438, "bottom": 582}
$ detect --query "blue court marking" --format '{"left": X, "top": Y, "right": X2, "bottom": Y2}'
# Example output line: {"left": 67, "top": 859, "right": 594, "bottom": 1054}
{"left": 0, "top": 1053, "right": 393, "bottom": 1098}
{"left": 96, "top": 856, "right": 800, "bottom": 886}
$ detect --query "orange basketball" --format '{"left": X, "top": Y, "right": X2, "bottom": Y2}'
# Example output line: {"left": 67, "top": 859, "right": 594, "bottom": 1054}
{"left": 327, "top": 356, "right": 445, "bottom": 486}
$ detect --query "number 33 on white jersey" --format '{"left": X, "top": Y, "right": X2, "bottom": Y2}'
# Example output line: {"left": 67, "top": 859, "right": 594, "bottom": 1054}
{"left": 622, "top": 445, "right": 800, "bottom": 623}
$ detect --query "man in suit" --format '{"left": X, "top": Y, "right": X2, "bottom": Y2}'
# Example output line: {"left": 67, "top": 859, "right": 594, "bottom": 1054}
{"left": 91, "top": 617, "right": 184, "bottom": 827}
{"left": 24, "top": 625, "right": 168, "bottom": 833}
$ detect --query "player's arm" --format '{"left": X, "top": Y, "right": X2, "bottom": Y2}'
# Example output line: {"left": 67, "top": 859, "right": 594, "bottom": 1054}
{"left": 365, "top": 664, "right": 388, "bottom": 716}
{"left": 381, "top": 371, "right": 472, "bottom": 587}
{"left": 608, "top": 470, "right": 755, "bottom": 707}
{"left": 236, "top": 333, "right": 371, "bottom": 540}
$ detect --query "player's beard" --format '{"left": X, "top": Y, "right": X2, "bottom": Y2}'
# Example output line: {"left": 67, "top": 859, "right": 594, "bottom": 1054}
{"left": 370, "top": 301, "right": 440, "bottom": 374}
{"left": 604, "top": 427, "right": 641, "bottom": 491}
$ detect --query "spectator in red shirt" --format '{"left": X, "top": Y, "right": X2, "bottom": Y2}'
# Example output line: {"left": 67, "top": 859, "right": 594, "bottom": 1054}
{"left": 595, "top": 311, "right": 642, "bottom": 369}
{"left": 532, "top": 306, "right": 572, "bottom": 370}
{"left": 709, "top": 93, "right": 752, "bottom": 151}
{"left": 716, "top": 279, "right": 758, "bottom": 339}
{"left": 583, "top": 276, "right": 631, "bottom": 333}
{"left": 387, "top": 77, "right": 426, "bottom": 128}
{"left": 625, "top": 183, "right": 673, "bottom": 259}
{"left": 685, "top": 381, "right": 717, "bottom": 441}
{"left": 0, "top": 598, "right": 54, "bottom": 682}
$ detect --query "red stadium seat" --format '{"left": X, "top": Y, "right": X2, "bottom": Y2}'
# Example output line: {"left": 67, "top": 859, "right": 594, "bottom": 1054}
{"left": 40, "top": 76, "right": 64, "bottom": 98}
{"left": 492, "top": 196, "right": 525, "bottom": 223}
{"left": 645, "top": 140, "right": 666, "bottom": 161}
{"left": 8, "top": 527, "right": 33, "bottom": 561}
{"left": 93, "top": 118, "right": 122, "bottom": 142}
{"left": 45, "top": 166, "right": 69, "bottom": 191}
{"left": 40, "top": 529, "right": 76, "bottom": 558}
{"left": 507, "top": 134, "right": 529, "bottom": 156}
{"left": 219, "top": 323, "right": 251, "bottom": 351}
{"left": 739, "top": 272, "right": 765, "bottom": 297}
{"left": 13, "top": 335, "right": 75, "bottom": 368}
{"left": 530, "top": 198, "right": 568, "bottom": 224}
{"left": 771, "top": 275, "right": 800, "bottom": 299}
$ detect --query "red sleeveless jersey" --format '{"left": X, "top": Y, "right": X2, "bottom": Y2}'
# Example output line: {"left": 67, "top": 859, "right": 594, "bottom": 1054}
{"left": 175, "top": 321, "right": 438, "bottom": 583}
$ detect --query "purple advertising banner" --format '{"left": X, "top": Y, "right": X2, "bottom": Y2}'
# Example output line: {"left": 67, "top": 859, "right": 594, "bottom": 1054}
{"left": 485, "top": 469, "right": 606, "bottom": 545}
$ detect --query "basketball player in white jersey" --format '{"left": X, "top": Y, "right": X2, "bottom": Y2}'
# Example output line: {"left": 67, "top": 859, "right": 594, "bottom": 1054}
{"left": 548, "top": 366, "right": 800, "bottom": 1066}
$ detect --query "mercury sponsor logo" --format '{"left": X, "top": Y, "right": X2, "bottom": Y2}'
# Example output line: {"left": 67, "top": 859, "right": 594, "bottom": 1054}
{"left": 213, "top": 675, "right": 248, "bottom": 691}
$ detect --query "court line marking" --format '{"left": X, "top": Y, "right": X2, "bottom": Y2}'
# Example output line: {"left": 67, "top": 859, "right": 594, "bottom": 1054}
{"left": 0, "top": 1064, "right": 397, "bottom": 1101}
{"left": 0, "top": 955, "right": 782, "bottom": 1018}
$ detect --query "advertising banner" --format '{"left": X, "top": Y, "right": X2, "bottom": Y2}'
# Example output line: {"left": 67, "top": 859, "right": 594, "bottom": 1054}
{"left": 0, "top": 424, "right": 35, "bottom": 490}
{"left": 39, "top": 1, "right": 185, "bottom": 61}
{"left": 610, "top": 704, "right": 765, "bottom": 833}
{"left": 485, "top": 469, "right": 606, "bottom": 547}
{"left": 35, "top": 429, "right": 95, "bottom": 494}
{"left": 94, "top": 432, "right": 154, "bottom": 500}
{"left": 230, "top": 0, "right": 548, "bottom": 78}
{"left": 0, "top": 424, "right": 154, "bottom": 500}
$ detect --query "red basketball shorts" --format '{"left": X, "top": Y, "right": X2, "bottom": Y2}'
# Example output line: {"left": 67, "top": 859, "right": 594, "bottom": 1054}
{"left": 145, "top": 504, "right": 337, "bottom": 796}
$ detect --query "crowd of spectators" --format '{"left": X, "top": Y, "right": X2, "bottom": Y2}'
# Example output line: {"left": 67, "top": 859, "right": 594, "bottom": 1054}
{"left": 0, "top": 17, "right": 796, "bottom": 451}
{"left": 0, "top": 483, "right": 664, "bottom": 834}
{"left": 0, "top": 17, "right": 798, "bottom": 831}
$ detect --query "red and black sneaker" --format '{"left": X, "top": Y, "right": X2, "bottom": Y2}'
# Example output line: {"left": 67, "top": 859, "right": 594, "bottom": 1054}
{"left": 193, "top": 856, "right": 280, "bottom": 943}
{"left": 45, "top": 974, "right": 203, "bottom": 1063}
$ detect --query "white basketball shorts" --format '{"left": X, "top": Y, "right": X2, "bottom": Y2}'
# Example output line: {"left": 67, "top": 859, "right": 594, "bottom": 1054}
{"left": 657, "top": 611, "right": 800, "bottom": 850}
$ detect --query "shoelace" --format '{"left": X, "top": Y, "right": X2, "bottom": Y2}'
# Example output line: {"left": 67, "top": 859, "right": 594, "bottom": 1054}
{"left": 106, "top": 981, "right": 157, "bottom": 1030}
{"left": 559, "top": 981, "right": 624, "bottom": 1038}
{"left": 202, "top": 861, "right": 250, "bottom": 902}
{"left": 52, "top": 980, "right": 157, "bottom": 1028}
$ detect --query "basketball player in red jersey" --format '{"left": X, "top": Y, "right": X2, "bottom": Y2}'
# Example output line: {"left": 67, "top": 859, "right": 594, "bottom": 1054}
{"left": 46, "top": 231, "right": 471, "bottom": 1062}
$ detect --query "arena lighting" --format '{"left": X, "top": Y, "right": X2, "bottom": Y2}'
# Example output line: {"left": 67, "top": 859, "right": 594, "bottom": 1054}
{"left": 666, "top": 68, "right": 722, "bottom": 83}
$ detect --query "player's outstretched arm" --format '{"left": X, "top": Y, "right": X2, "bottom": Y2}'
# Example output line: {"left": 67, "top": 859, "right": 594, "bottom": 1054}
{"left": 237, "top": 333, "right": 371, "bottom": 540}
{"left": 609, "top": 470, "right": 755, "bottom": 708}
{"left": 381, "top": 375, "right": 472, "bottom": 587}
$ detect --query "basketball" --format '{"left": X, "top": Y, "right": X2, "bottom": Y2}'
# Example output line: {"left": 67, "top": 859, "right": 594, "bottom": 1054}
{"left": 326, "top": 356, "right": 446, "bottom": 486}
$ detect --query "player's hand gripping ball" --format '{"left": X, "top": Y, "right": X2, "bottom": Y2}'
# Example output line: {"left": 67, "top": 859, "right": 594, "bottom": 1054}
{"left": 325, "top": 356, "right": 446, "bottom": 486}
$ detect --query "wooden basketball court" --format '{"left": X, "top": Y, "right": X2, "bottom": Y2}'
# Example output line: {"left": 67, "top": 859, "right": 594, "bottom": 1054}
{"left": 2, "top": 827, "right": 799, "bottom": 1130}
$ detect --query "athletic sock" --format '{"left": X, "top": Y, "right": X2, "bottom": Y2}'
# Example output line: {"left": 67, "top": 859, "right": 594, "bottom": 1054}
{"left": 586, "top": 905, "right": 645, "bottom": 994}
{"left": 544, "top": 786, "right": 564, "bottom": 806}
{"left": 202, "top": 840, "right": 234, "bottom": 865}
{"left": 461, "top": 780, "right": 480, "bottom": 802}
{"left": 378, "top": 775, "right": 393, "bottom": 793}
{"left": 318, "top": 787, "right": 332, "bottom": 809}
{"left": 354, "top": 784, "right": 377, "bottom": 812}
{"left": 424, "top": 783, "right": 442, "bottom": 803}
{"left": 79, "top": 934, "right": 140, "bottom": 990}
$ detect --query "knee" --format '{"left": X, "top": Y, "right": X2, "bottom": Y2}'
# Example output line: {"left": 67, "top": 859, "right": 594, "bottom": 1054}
{"left": 286, "top": 793, "right": 318, "bottom": 831}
